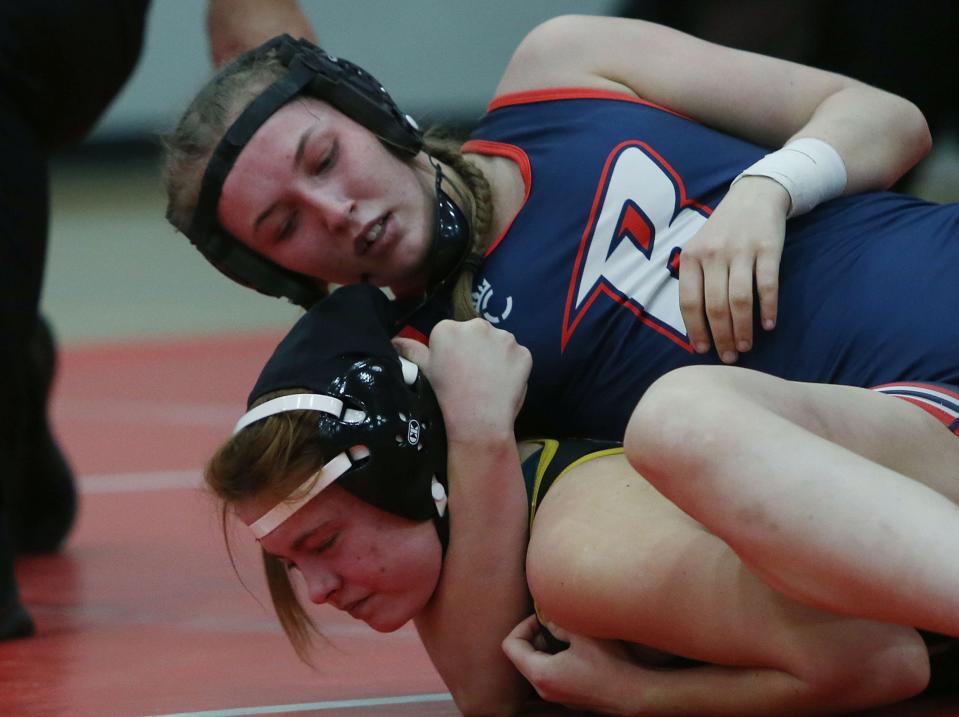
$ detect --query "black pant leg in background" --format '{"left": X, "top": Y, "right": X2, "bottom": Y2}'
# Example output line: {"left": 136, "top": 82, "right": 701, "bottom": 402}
{"left": 0, "top": 0, "right": 150, "bottom": 628}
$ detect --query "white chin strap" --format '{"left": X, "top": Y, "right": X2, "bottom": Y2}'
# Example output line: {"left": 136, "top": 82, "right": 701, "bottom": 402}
{"left": 235, "top": 358, "right": 445, "bottom": 539}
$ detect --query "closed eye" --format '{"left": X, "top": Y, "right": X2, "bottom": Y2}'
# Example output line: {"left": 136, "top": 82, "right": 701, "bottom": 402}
{"left": 313, "top": 141, "right": 338, "bottom": 176}
{"left": 313, "top": 533, "right": 338, "bottom": 554}
{"left": 276, "top": 212, "right": 299, "bottom": 243}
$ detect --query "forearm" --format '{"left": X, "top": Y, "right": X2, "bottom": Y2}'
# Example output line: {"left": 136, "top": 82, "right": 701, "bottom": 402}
{"left": 206, "top": 0, "right": 315, "bottom": 67}
{"left": 505, "top": 17, "right": 931, "bottom": 194}
{"left": 621, "top": 664, "right": 882, "bottom": 717}
{"left": 415, "top": 438, "right": 533, "bottom": 716}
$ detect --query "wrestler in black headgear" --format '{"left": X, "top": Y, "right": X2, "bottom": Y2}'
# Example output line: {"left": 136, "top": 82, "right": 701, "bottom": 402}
{"left": 185, "top": 34, "right": 471, "bottom": 310}
{"left": 240, "top": 283, "right": 449, "bottom": 546}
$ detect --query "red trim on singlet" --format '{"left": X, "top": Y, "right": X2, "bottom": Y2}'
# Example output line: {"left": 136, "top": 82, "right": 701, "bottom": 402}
{"left": 873, "top": 382, "right": 959, "bottom": 401}
{"left": 895, "top": 396, "right": 956, "bottom": 425}
{"left": 486, "top": 87, "right": 694, "bottom": 122}
{"left": 871, "top": 382, "right": 959, "bottom": 436}
{"left": 396, "top": 324, "right": 428, "bottom": 344}
{"left": 461, "top": 139, "right": 533, "bottom": 256}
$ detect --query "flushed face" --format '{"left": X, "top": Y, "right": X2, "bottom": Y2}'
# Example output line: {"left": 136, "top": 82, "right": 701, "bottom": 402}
{"left": 218, "top": 97, "right": 434, "bottom": 297}
{"left": 237, "top": 481, "right": 443, "bottom": 633}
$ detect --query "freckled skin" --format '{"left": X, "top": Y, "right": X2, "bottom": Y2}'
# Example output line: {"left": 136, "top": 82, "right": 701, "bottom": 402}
{"left": 236, "top": 483, "right": 442, "bottom": 632}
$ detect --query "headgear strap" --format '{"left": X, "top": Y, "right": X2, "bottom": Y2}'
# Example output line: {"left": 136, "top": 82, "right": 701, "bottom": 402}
{"left": 249, "top": 453, "right": 355, "bottom": 539}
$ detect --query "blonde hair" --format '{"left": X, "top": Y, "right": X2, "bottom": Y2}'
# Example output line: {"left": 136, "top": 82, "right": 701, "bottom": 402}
{"left": 162, "top": 51, "right": 287, "bottom": 237}
{"left": 161, "top": 50, "right": 493, "bottom": 320}
{"left": 423, "top": 131, "right": 494, "bottom": 320}
{"left": 205, "top": 389, "right": 327, "bottom": 662}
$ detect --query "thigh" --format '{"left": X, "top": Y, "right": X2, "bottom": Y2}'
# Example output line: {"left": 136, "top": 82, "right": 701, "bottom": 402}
{"left": 734, "top": 373, "right": 959, "bottom": 502}
{"left": 626, "top": 366, "right": 959, "bottom": 633}
{"left": 638, "top": 366, "right": 959, "bottom": 502}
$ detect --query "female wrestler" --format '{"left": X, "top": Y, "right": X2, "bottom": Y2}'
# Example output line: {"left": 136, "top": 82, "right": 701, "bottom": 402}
{"left": 210, "top": 283, "right": 958, "bottom": 716}
{"left": 161, "top": 16, "right": 958, "bottom": 427}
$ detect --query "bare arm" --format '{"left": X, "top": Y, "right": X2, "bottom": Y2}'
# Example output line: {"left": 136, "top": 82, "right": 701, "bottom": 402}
{"left": 499, "top": 15, "right": 930, "bottom": 190}
{"left": 398, "top": 321, "right": 534, "bottom": 716}
{"left": 206, "top": 0, "right": 316, "bottom": 68}
{"left": 506, "top": 622, "right": 926, "bottom": 717}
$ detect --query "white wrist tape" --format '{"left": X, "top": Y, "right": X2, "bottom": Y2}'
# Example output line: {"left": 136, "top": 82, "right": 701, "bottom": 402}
{"left": 732, "top": 137, "right": 847, "bottom": 218}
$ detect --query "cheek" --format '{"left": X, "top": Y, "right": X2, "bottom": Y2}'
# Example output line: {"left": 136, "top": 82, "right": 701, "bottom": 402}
{"left": 280, "top": 233, "right": 351, "bottom": 282}
{"left": 354, "top": 523, "right": 441, "bottom": 595}
{"left": 338, "top": 530, "right": 392, "bottom": 585}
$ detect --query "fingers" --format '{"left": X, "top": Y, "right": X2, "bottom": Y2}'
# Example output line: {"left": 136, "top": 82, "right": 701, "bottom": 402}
{"left": 502, "top": 614, "right": 546, "bottom": 675}
{"left": 701, "top": 257, "right": 737, "bottom": 363}
{"left": 680, "top": 254, "right": 762, "bottom": 364}
{"left": 391, "top": 337, "right": 429, "bottom": 367}
{"left": 677, "top": 179, "right": 787, "bottom": 360}
{"left": 506, "top": 613, "right": 541, "bottom": 643}
{"left": 755, "top": 247, "right": 781, "bottom": 331}
{"left": 543, "top": 619, "right": 571, "bottom": 644}
{"left": 678, "top": 255, "right": 710, "bottom": 355}
{"left": 728, "top": 257, "right": 755, "bottom": 353}
{"left": 423, "top": 319, "right": 531, "bottom": 443}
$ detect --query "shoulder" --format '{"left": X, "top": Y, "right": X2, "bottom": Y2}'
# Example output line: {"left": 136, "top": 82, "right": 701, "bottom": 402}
{"left": 495, "top": 15, "right": 638, "bottom": 98}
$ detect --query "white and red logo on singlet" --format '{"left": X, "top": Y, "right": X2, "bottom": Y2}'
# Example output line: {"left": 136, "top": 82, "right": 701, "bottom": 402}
{"left": 561, "top": 141, "right": 711, "bottom": 352}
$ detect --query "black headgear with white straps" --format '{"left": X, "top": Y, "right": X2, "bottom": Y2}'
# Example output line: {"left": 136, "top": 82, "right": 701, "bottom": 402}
{"left": 233, "top": 284, "right": 449, "bottom": 547}
{"left": 184, "top": 34, "right": 471, "bottom": 308}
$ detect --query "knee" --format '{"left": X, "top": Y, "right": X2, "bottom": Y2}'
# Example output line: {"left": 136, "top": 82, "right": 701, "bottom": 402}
{"left": 624, "top": 366, "right": 744, "bottom": 484}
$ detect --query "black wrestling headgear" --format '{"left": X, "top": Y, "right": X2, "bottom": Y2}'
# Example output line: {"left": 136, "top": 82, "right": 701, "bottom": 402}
{"left": 233, "top": 284, "right": 449, "bottom": 546}
{"left": 184, "top": 34, "right": 471, "bottom": 308}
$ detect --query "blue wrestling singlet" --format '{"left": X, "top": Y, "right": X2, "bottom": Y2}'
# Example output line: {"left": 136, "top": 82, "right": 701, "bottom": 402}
{"left": 413, "top": 89, "right": 959, "bottom": 440}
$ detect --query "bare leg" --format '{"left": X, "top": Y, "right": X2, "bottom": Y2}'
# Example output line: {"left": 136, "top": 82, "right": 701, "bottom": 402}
{"left": 625, "top": 365, "right": 959, "bottom": 636}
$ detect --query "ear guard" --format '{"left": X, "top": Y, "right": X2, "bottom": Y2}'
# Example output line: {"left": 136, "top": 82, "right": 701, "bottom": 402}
{"left": 235, "top": 283, "right": 449, "bottom": 547}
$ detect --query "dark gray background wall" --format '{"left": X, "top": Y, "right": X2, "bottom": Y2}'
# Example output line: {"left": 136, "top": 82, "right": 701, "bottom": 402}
{"left": 89, "top": 0, "right": 619, "bottom": 142}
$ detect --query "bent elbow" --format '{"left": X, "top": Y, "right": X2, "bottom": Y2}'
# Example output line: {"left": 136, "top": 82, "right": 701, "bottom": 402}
{"left": 883, "top": 95, "right": 933, "bottom": 187}
{"left": 899, "top": 97, "right": 933, "bottom": 171}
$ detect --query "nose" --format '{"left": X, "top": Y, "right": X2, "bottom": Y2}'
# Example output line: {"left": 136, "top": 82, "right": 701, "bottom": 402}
{"left": 301, "top": 565, "right": 342, "bottom": 606}
{"left": 296, "top": 185, "right": 355, "bottom": 236}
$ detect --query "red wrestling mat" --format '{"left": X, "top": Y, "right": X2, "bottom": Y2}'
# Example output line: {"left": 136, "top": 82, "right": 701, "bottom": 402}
{"left": 1, "top": 333, "right": 956, "bottom": 717}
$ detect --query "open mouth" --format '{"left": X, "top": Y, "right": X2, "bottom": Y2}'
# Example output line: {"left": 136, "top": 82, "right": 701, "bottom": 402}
{"left": 358, "top": 214, "right": 389, "bottom": 255}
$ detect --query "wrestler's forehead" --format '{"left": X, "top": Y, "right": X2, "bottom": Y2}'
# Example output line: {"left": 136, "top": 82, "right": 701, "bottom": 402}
{"left": 235, "top": 484, "right": 343, "bottom": 547}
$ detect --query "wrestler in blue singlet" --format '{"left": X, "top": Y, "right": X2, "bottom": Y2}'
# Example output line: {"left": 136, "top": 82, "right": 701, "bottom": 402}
{"left": 413, "top": 89, "right": 959, "bottom": 440}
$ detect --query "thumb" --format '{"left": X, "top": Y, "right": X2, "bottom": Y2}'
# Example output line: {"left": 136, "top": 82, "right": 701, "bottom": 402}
{"left": 392, "top": 337, "right": 430, "bottom": 367}
{"left": 544, "top": 620, "right": 572, "bottom": 643}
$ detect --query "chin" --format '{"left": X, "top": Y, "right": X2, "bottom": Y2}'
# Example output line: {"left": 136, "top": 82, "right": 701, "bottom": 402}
{"left": 389, "top": 271, "right": 430, "bottom": 300}
{"left": 365, "top": 615, "right": 411, "bottom": 634}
